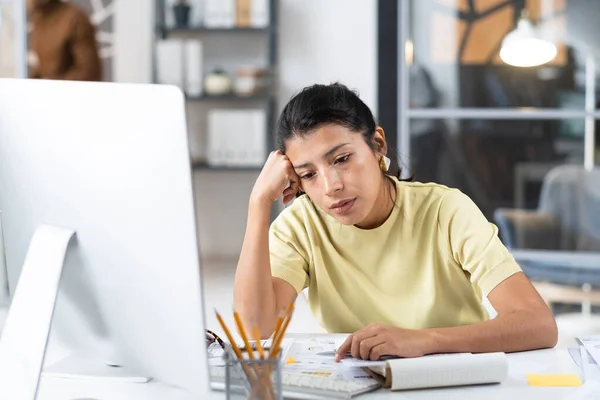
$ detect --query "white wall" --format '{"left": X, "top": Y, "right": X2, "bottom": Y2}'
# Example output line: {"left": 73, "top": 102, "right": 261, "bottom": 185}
{"left": 113, "top": 0, "right": 153, "bottom": 83}
{"left": 278, "top": 0, "right": 377, "bottom": 113}
{"left": 113, "top": 0, "right": 377, "bottom": 259}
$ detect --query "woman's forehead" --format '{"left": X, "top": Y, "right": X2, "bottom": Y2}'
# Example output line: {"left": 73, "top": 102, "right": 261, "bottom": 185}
{"left": 288, "top": 126, "right": 359, "bottom": 150}
{"left": 285, "top": 126, "right": 364, "bottom": 164}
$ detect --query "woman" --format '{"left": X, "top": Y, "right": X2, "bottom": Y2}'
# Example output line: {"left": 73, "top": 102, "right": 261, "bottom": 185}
{"left": 28, "top": 0, "right": 102, "bottom": 81}
{"left": 234, "top": 83, "right": 557, "bottom": 361}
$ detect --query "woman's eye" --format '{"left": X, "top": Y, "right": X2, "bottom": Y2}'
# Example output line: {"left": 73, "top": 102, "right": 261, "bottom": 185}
{"left": 335, "top": 155, "right": 350, "bottom": 164}
{"left": 301, "top": 172, "right": 315, "bottom": 180}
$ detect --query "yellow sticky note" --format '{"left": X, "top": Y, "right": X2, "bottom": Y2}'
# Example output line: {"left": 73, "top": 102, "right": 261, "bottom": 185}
{"left": 286, "top": 356, "right": 296, "bottom": 364}
{"left": 526, "top": 374, "right": 582, "bottom": 387}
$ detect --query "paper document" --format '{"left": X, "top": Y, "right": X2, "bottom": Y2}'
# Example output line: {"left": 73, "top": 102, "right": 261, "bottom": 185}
{"left": 339, "top": 355, "right": 399, "bottom": 368}
{"left": 568, "top": 347, "right": 597, "bottom": 373}
{"left": 571, "top": 342, "right": 600, "bottom": 383}
{"left": 578, "top": 336, "right": 600, "bottom": 366}
{"left": 207, "top": 338, "right": 294, "bottom": 366}
{"left": 283, "top": 336, "right": 375, "bottom": 381}
{"left": 340, "top": 352, "right": 470, "bottom": 368}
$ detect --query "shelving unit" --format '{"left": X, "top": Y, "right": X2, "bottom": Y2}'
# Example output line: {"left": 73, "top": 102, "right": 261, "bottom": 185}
{"left": 152, "top": 0, "right": 278, "bottom": 172}
{"left": 191, "top": 162, "right": 262, "bottom": 172}
{"left": 159, "top": 26, "right": 270, "bottom": 35}
{"left": 184, "top": 93, "right": 273, "bottom": 102}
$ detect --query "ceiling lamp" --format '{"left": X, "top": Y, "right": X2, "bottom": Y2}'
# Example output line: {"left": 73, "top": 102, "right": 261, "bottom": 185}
{"left": 500, "top": 9, "right": 557, "bottom": 67}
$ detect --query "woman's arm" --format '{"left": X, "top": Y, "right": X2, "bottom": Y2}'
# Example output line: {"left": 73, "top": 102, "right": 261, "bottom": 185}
{"left": 233, "top": 198, "right": 297, "bottom": 338}
{"left": 426, "top": 272, "right": 557, "bottom": 353}
{"left": 233, "top": 151, "right": 300, "bottom": 338}
{"left": 336, "top": 272, "right": 556, "bottom": 360}
{"left": 427, "top": 190, "right": 557, "bottom": 353}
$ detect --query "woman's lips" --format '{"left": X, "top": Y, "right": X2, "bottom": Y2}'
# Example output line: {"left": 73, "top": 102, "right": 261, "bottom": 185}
{"left": 330, "top": 198, "right": 356, "bottom": 215}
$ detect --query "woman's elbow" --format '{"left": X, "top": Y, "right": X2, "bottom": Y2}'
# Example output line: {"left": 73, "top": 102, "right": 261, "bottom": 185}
{"left": 234, "top": 308, "right": 276, "bottom": 340}
{"left": 535, "top": 311, "right": 558, "bottom": 349}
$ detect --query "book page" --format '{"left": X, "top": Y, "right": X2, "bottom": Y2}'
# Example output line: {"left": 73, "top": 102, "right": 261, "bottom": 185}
{"left": 282, "top": 337, "right": 378, "bottom": 382}
{"left": 387, "top": 352, "right": 508, "bottom": 390}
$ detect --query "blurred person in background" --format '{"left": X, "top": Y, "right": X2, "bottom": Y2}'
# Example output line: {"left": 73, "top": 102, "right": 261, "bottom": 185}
{"left": 27, "top": 0, "right": 101, "bottom": 81}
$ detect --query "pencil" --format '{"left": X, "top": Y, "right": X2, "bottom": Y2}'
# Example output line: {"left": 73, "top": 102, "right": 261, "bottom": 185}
{"left": 263, "top": 304, "right": 292, "bottom": 400}
{"left": 214, "top": 310, "right": 256, "bottom": 384}
{"left": 271, "top": 308, "right": 286, "bottom": 341}
{"left": 261, "top": 305, "right": 293, "bottom": 399}
{"left": 270, "top": 315, "right": 292, "bottom": 358}
{"left": 249, "top": 323, "right": 275, "bottom": 400}
{"left": 251, "top": 324, "right": 266, "bottom": 360}
{"left": 233, "top": 312, "right": 274, "bottom": 400}
{"left": 272, "top": 302, "right": 293, "bottom": 343}
{"left": 270, "top": 303, "right": 294, "bottom": 359}
{"left": 233, "top": 310, "right": 256, "bottom": 360}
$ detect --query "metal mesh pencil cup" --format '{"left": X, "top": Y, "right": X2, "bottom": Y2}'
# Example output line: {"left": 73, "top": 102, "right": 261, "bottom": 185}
{"left": 224, "top": 346, "right": 283, "bottom": 400}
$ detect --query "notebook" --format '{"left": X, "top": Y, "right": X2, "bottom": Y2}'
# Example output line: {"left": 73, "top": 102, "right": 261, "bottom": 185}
{"left": 362, "top": 352, "right": 508, "bottom": 391}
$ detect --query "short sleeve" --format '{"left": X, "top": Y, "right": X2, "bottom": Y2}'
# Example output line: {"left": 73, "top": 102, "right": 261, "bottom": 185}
{"left": 438, "top": 190, "right": 522, "bottom": 295}
{"left": 269, "top": 208, "right": 310, "bottom": 294}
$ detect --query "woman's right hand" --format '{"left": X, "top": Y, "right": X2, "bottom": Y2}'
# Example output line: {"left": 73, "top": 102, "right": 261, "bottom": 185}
{"left": 250, "top": 150, "right": 301, "bottom": 206}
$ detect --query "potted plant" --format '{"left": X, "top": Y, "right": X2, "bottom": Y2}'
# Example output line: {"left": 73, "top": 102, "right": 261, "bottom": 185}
{"left": 204, "top": 68, "right": 233, "bottom": 95}
{"left": 173, "top": 0, "right": 191, "bottom": 28}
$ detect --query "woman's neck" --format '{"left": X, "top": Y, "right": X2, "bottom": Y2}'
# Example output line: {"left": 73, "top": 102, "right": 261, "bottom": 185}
{"left": 354, "top": 176, "right": 396, "bottom": 230}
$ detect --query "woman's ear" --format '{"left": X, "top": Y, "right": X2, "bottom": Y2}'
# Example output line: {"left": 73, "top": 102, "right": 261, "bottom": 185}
{"left": 372, "top": 126, "right": 388, "bottom": 156}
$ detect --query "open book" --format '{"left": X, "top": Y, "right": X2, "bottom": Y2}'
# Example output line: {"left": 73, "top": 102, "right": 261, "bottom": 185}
{"left": 363, "top": 352, "right": 508, "bottom": 391}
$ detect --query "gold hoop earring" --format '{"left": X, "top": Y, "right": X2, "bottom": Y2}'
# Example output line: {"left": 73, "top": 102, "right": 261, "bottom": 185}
{"left": 379, "top": 156, "right": 391, "bottom": 172}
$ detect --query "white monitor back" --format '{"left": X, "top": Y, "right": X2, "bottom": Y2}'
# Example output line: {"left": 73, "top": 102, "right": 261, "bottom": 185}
{"left": 0, "top": 79, "right": 209, "bottom": 396}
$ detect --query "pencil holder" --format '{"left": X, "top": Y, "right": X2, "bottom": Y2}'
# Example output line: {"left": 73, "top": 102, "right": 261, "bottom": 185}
{"left": 224, "top": 347, "right": 283, "bottom": 400}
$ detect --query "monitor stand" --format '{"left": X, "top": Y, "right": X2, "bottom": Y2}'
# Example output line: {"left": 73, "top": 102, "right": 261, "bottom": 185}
{"left": 0, "top": 225, "right": 76, "bottom": 399}
{"left": 0, "top": 225, "right": 150, "bottom": 400}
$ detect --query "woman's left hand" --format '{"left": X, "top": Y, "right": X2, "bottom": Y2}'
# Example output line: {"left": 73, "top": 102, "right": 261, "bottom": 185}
{"left": 335, "top": 323, "right": 434, "bottom": 361}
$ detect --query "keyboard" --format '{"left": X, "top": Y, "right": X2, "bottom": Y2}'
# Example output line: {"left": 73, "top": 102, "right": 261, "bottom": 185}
{"left": 210, "top": 365, "right": 381, "bottom": 400}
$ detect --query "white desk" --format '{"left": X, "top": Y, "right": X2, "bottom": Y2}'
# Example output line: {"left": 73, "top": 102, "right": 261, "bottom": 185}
{"left": 37, "top": 379, "right": 212, "bottom": 400}
{"left": 35, "top": 333, "right": 596, "bottom": 400}
{"left": 360, "top": 348, "right": 585, "bottom": 399}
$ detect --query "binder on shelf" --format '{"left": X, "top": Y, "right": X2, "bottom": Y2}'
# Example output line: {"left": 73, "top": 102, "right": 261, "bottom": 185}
{"left": 203, "top": 0, "right": 235, "bottom": 28}
{"left": 184, "top": 40, "right": 203, "bottom": 97}
{"left": 236, "top": 0, "right": 252, "bottom": 27}
{"left": 207, "top": 110, "right": 228, "bottom": 166}
{"left": 248, "top": 110, "right": 267, "bottom": 166}
{"left": 156, "top": 39, "right": 184, "bottom": 89}
{"left": 251, "top": 0, "right": 270, "bottom": 28}
{"left": 207, "top": 109, "right": 266, "bottom": 167}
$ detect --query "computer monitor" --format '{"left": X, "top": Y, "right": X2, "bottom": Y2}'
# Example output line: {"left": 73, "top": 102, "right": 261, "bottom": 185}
{"left": 0, "top": 79, "right": 209, "bottom": 397}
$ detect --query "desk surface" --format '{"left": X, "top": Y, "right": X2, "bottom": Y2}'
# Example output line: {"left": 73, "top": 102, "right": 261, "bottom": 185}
{"left": 37, "top": 334, "right": 595, "bottom": 400}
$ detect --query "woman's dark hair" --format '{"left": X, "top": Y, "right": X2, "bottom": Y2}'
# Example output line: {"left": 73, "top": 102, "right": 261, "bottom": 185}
{"left": 276, "top": 82, "right": 408, "bottom": 180}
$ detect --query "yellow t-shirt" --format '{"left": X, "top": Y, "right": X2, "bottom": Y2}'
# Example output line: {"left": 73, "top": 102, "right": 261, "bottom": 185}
{"left": 269, "top": 177, "right": 522, "bottom": 333}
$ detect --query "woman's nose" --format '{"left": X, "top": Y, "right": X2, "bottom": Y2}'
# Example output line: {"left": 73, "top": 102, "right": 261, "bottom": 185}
{"left": 323, "top": 170, "right": 343, "bottom": 195}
